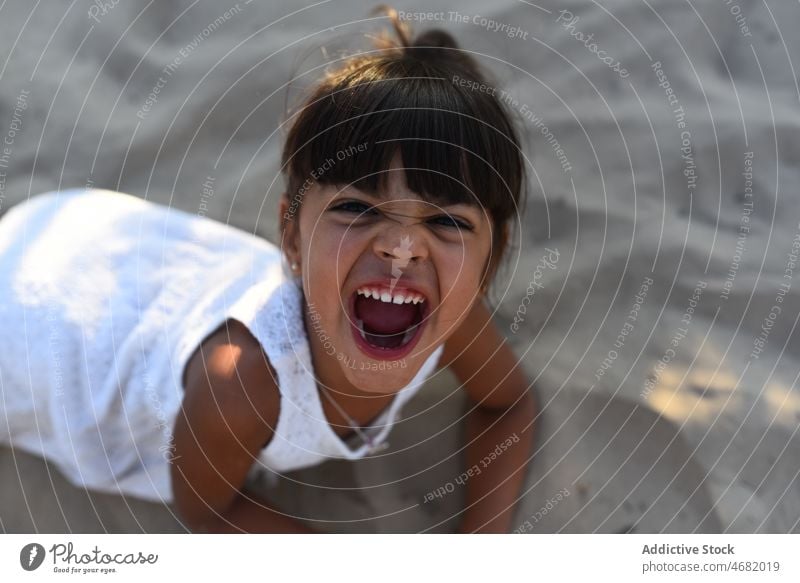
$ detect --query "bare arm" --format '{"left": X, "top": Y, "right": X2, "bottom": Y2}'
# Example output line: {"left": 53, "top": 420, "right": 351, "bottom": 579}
{"left": 171, "top": 319, "right": 316, "bottom": 533}
{"left": 440, "top": 300, "right": 539, "bottom": 533}
{"left": 459, "top": 392, "right": 536, "bottom": 532}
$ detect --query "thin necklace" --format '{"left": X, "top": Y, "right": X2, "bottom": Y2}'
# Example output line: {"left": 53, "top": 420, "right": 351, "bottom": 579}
{"left": 317, "top": 384, "right": 390, "bottom": 454}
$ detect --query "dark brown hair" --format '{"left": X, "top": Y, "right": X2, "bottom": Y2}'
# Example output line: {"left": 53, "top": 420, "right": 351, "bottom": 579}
{"left": 281, "top": 5, "right": 525, "bottom": 286}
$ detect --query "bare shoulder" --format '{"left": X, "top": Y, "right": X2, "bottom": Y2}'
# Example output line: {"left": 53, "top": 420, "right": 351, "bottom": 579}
{"left": 181, "top": 319, "right": 280, "bottom": 435}
{"left": 181, "top": 319, "right": 279, "bottom": 416}
{"left": 172, "top": 319, "right": 280, "bottom": 530}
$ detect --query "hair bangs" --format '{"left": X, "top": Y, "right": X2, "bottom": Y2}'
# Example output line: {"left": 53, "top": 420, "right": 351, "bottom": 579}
{"left": 284, "top": 57, "right": 521, "bottom": 222}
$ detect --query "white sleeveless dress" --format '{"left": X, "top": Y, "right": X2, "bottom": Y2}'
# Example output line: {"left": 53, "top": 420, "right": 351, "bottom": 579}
{"left": 0, "top": 189, "right": 443, "bottom": 503}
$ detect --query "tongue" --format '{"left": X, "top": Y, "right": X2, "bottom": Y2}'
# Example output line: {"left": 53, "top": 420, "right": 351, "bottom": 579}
{"left": 355, "top": 295, "right": 418, "bottom": 334}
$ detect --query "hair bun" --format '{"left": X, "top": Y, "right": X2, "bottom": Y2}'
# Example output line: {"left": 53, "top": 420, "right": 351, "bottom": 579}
{"left": 411, "top": 29, "right": 459, "bottom": 51}
{"left": 369, "top": 5, "right": 483, "bottom": 75}
{"left": 405, "top": 29, "right": 461, "bottom": 61}
{"left": 410, "top": 28, "right": 483, "bottom": 77}
{"left": 372, "top": 6, "right": 463, "bottom": 59}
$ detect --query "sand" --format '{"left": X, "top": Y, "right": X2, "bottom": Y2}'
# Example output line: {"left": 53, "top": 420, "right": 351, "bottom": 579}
{"left": 1, "top": 0, "right": 798, "bottom": 532}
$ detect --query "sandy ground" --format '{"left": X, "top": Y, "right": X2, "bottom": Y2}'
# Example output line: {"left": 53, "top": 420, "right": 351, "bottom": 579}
{"left": 1, "top": 0, "right": 799, "bottom": 532}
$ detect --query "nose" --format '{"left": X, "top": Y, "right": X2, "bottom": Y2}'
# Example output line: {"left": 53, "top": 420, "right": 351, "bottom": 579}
{"left": 372, "top": 221, "right": 429, "bottom": 266}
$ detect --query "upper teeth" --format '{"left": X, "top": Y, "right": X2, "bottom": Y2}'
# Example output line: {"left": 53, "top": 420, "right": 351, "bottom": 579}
{"left": 356, "top": 286, "right": 426, "bottom": 304}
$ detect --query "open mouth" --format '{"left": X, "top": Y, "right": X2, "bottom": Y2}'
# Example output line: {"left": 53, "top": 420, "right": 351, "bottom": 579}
{"left": 349, "top": 285, "right": 428, "bottom": 358}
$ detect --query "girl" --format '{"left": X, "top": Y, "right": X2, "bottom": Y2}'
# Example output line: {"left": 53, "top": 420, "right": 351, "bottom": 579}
{"left": 0, "top": 8, "right": 537, "bottom": 533}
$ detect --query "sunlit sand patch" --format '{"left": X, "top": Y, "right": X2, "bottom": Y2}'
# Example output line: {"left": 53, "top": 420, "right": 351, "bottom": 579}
{"left": 763, "top": 382, "right": 800, "bottom": 425}
{"left": 646, "top": 366, "right": 740, "bottom": 423}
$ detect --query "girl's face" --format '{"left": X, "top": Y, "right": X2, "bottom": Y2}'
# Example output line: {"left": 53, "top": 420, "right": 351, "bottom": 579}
{"left": 282, "top": 156, "right": 494, "bottom": 394}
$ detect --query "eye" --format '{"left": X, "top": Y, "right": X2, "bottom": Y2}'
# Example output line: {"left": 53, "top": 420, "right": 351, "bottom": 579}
{"left": 427, "top": 214, "right": 474, "bottom": 231}
{"left": 330, "top": 200, "right": 376, "bottom": 216}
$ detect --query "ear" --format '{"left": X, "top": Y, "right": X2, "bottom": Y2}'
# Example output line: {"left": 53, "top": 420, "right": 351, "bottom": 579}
{"left": 278, "top": 192, "right": 301, "bottom": 264}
